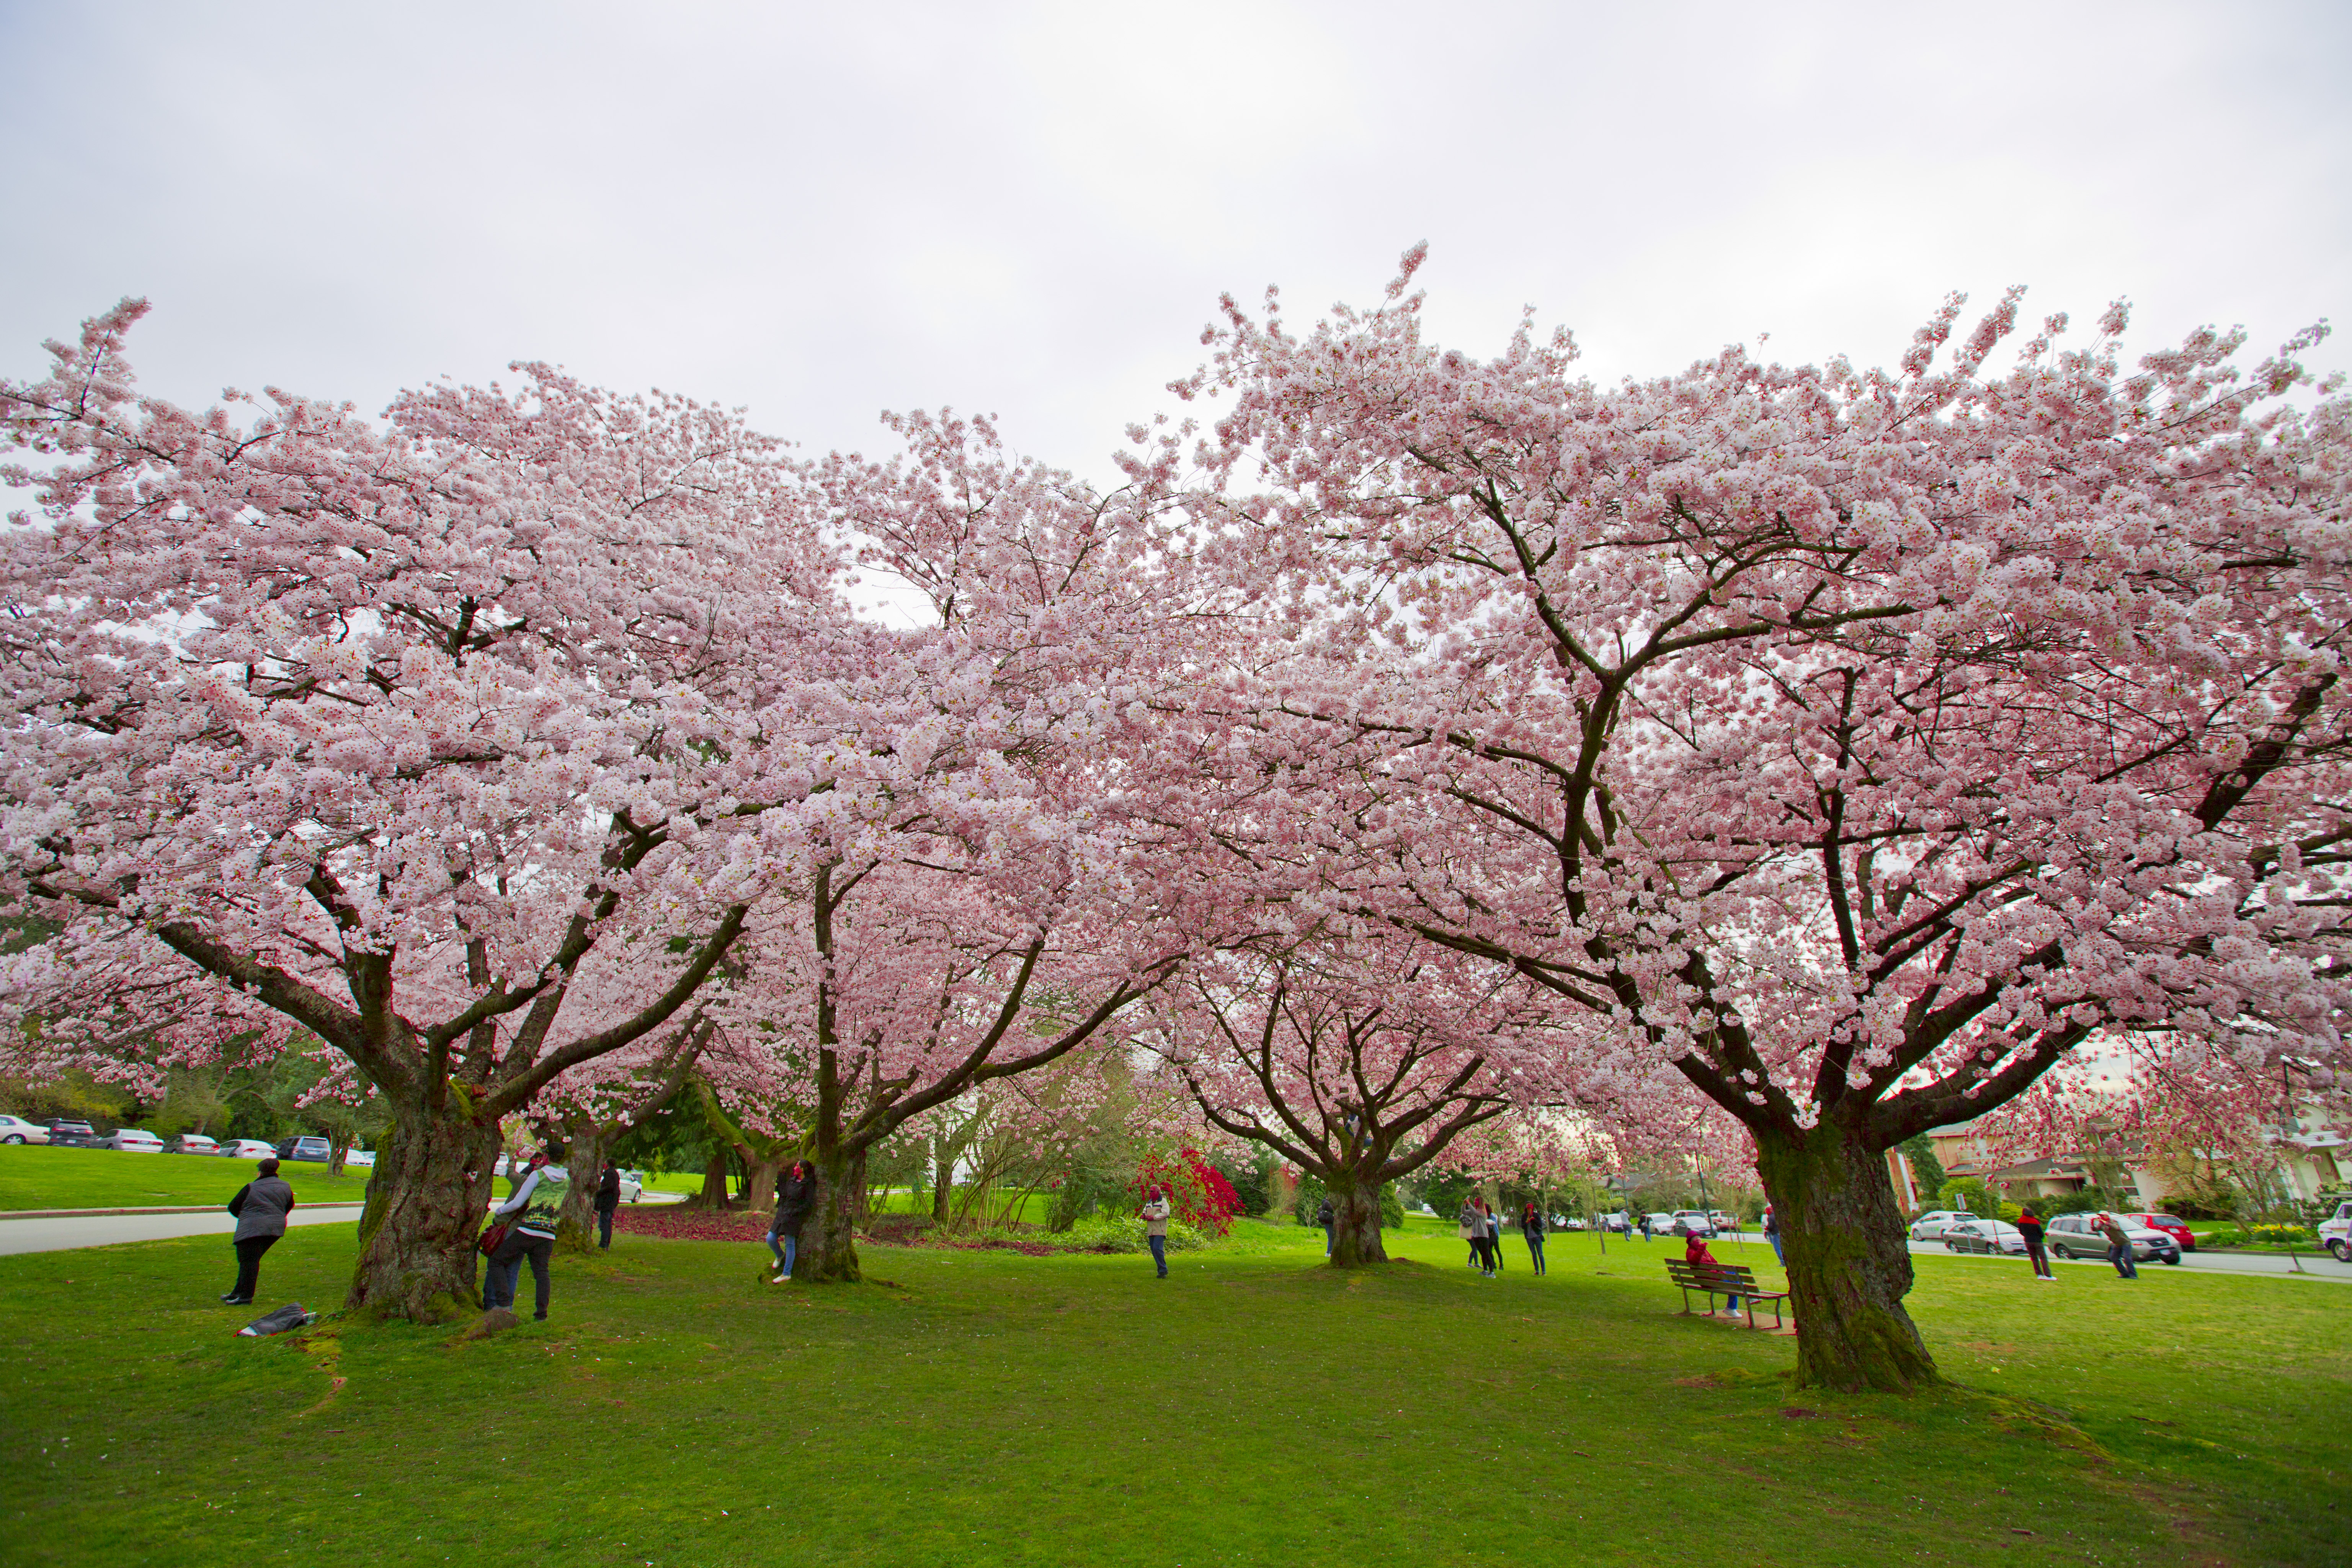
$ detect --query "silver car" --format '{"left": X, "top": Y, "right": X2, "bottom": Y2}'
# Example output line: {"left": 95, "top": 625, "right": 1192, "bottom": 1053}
{"left": 2043, "top": 1213, "right": 2180, "bottom": 1264}
{"left": 1942, "top": 1219, "right": 2027, "bottom": 1256}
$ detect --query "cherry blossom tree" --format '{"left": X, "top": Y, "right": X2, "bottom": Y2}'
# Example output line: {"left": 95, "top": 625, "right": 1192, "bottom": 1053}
{"left": 1176, "top": 251, "right": 2351, "bottom": 1388}
{"left": 1147, "top": 934, "right": 1563, "bottom": 1264}
{"left": 0, "top": 301, "right": 857, "bottom": 1319}
{"left": 534, "top": 1015, "right": 713, "bottom": 1250}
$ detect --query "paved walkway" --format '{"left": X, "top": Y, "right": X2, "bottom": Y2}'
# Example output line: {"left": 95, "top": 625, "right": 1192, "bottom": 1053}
{"left": 1903, "top": 1236, "right": 2352, "bottom": 1281}
{"left": 0, "top": 1203, "right": 365, "bottom": 1257}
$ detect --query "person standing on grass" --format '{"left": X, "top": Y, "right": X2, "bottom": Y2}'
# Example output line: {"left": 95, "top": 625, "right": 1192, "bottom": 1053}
{"left": 1457, "top": 1198, "right": 1482, "bottom": 1269}
{"left": 2017, "top": 1208, "right": 2054, "bottom": 1281}
{"left": 594, "top": 1161, "right": 621, "bottom": 1250}
{"left": 2096, "top": 1212, "right": 2138, "bottom": 1279}
{"left": 484, "top": 1144, "right": 568, "bottom": 1321}
{"left": 221, "top": 1156, "right": 296, "bottom": 1306}
{"left": 1485, "top": 1199, "right": 1505, "bottom": 1273}
{"left": 1640, "top": 1212, "right": 1652, "bottom": 1243}
{"left": 1521, "top": 1202, "right": 1547, "bottom": 1276}
{"left": 1316, "top": 1194, "right": 1335, "bottom": 1257}
{"left": 768, "top": 1158, "right": 815, "bottom": 1283}
{"left": 1142, "top": 1184, "right": 1172, "bottom": 1278}
{"left": 1762, "top": 1205, "right": 1783, "bottom": 1266}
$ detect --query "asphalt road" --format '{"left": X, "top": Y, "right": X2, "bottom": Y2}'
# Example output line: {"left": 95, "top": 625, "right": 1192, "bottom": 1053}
{"left": 1901, "top": 1235, "right": 2352, "bottom": 1281}
{"left": 0, "top": 1190, "right": 686, "bottom": 1258}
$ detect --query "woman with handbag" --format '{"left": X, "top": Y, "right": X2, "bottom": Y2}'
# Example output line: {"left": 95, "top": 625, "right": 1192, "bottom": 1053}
{"left": 483, "top": 1143, "right": 569, "bottom": 1321}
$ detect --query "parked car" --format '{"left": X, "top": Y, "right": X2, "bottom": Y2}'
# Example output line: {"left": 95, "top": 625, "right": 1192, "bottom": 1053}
{"left": 1942, "top": 1219, "right": 2027, "bottom": 1256}
{"left": 1557, "top": 1215, "right": 1586, "bottom": 1231}
{"left": 161, "top": 1133, "right": 220, "bottom": 1155}
{"left": 2117, "top": 1212, "right": 2195, "bottom": 1251}
{"left": 1707, "top": 1210, "right": 1739, "bottom": 1232}
{"left": 1641, "top": 1211, "right": 1678, "bottom": 1235}
{"left": 108, "top": 1127, "right": 164, "bottom": 1152}
{"left": 0, "top": 1113, "right": 48, "bottom": 1145}
{"left": 275, "top": 1135, "right": 332, "bottom": 1163}
{"left": 46, "top": 1119, "right": 105, "bottom": 1148}
{"left": 614, "top": 1169, "right": 643, "bottom": 1203}
{"left": 219, "top": 1138, "right": 279, "bottom": 1161}
{"left": 1670, "top": 1209, "right": 1717, "bottom": 1237}
{"left": 343, "top": 1148, "right": 375, "bottom": 1168}
{"left": 2043, "top": 1213, "right": 2181, "bottom": 1264}
{"left": 2316, "top": 1199, "right": 2350, "bottom": 1263}
{"left": 1907, "top": 1210, "right": 1978, "bottom": 1242}
{"left": 1599, "top": 1211, "right": 1630, "bottom": 1233}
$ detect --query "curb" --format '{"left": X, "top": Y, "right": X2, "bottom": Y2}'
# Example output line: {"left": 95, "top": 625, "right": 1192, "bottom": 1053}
{"left": 0, "top": 1201, "right": 369, "bottom": 1220}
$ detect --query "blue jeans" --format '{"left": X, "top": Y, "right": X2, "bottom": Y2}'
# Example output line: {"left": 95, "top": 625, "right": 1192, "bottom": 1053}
{"left": 485, "top": 1230, "right": 552, "bottom": 1318}
{"left": 1321, "top": 1223, "right": 1333, "bottom": 1256}
{"left": 1767, "top": 1232, "right": 1784, "bottom": 1264}
{"left": 1147, "top": 1234, "right": 1166, "bottom": 1276}
{"left": 2108, "top": 1243, "right": 2138, "bottom": 1279}
{"left": 767, "top": 1230, "right": 798, "bottom": 1274}
{"left": 1525, "top": 1234, "right": 1545, "bottom": 1274}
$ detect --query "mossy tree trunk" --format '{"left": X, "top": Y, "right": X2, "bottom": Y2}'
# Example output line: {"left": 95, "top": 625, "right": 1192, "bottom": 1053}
{"left": 1326, "top": 1168, "right": 1387, "bottom": 1266}
{"left": 1754, "top": 1118, "right": 1938, "bottom": 1393}
{"left": 349, "top": 1095, "right": 500, "bottom": 1322}
{"left": 554, "top": 1118, "right": 607, "bottom": 1254}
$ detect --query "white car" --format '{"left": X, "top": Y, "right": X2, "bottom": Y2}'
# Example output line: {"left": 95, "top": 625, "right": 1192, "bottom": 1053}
{"left": 220, "top": 1138, "right": 279, "bottom": 1160}
{"left": 108, "top": 1127, "right": 165, "bottom": 1152}
{"left": 1708, "top": 1210, "right": 1740, "bottom": 1232}
{"left": 2319, "top": 1200, "right": 2350, "bottom": 1263}
{"left": 344, "top": 1148, "right": 375, "bottom": 1167}
{"left": 0, "top": 1114, "right": 47, "bottom": 1145}
{"left": 1908, "top": 1210, "right": 1979, "bottom": 1241}
{"left": 616, "top": 1169, "right": 643, "bottom": 1203}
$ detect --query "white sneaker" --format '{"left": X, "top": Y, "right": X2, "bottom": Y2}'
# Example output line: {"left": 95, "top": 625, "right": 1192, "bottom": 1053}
{"left": 769, "top": 1272, "right": 788, "bottom": 1284}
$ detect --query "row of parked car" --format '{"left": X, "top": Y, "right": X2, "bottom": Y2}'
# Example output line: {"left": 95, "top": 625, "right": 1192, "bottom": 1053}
{"left": 1906, "top": 1207, "right": 2190, "bottom": 1264}
{"left": 0, "top": 1116, "right": 368, "bottom": 1165}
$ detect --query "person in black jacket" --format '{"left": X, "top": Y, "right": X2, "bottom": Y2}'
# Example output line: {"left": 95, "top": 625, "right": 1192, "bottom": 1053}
{"left": 223, "top": 1158, "right": 296, "bottom": 1305}
{"left": 1315, "top": 1196, "right": 1335, "bottom": 1257}
{"left": 594, "top": 1162, "right": 622, "bottom": 1250}
{"left": 769, "top": 1159, "right": 816, "bottom": 1283}
{"left": 1521, "top": 1202, "right": 1547, "bottom": 1275}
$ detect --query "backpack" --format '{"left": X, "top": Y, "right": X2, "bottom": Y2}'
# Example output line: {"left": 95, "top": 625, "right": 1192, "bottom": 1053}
{"left": 236, "top": 1303, "right": 317, "bottom": 1338}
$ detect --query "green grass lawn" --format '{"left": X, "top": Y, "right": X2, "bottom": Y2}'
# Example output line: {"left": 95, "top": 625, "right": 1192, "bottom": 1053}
{"left": 1, "top": 1214, "right": 2342, "bottom": 1566}
{"left": 0, "top": 1145, "right": 375, "bottom": 1211}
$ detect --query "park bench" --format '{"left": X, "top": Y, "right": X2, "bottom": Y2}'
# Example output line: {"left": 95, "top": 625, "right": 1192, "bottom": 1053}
{"left": 1663, "top": 1259, "right": 1788, "bottom": 1331}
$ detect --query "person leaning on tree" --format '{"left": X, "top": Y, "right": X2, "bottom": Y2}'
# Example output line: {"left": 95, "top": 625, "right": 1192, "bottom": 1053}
{"left": 222, "top": 1156, "right": 296, "bottom": 1306}
{"left": 768, "top": 1158, "right": 815, "bottom": 1283}
{"left": 485, "top": 1143, "right": 568, "bottom": 1321}
{"left": 1315, "top": 1195, "right": 1334, "bottom": 1257}
{"left": 594, "top": 1160, "right": 621, "bottom": 1250}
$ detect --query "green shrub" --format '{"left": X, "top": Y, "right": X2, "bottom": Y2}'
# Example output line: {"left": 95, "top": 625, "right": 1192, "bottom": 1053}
{"left": 1063, "top": 1214, "right": 1206, "bottom": 1253}
{"left": 2247, "top": 1223, "right": 2314, "bottom": 1245}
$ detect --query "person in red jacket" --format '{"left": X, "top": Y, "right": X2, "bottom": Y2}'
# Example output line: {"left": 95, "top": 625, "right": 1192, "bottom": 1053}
{"left": 1685, "top": 1231, "right": 1739, "bottom": 1314}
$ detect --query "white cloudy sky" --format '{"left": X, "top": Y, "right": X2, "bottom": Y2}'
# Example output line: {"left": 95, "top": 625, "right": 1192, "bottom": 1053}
{"left": 2, "top": 1, "right": 2345, "bottom": 484}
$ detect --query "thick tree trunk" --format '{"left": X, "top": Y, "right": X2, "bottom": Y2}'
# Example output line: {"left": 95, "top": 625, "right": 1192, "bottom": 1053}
{"left": 798, "top": 1145, "right": 865, "bottom": 1283}
{"left": 555, "top": 1119, "right": 606, "bottom": 1254}
{"left": 694, "top": 1149, "right": 731, "bottom": 1208}
{"left": 1326, "top": 1169, "right": 1388, "bottom": 1266}
{"left": 1755, "top": 1121, "right": 1939, "bottom": 1393}
{"left": 738, "top": 1152, "right": 781, "bottom": 1218}
{"left": 347, "top": 1097, "right": 501, "bottom": 1323}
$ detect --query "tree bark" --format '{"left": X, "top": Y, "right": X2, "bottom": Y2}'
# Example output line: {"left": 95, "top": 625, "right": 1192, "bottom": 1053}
{"left": 931, "top": 1131, "right": 954, "bottom": 1226}
{"left": 738, "top": 1151, "right": 781, "bottom": 1218}
{"left": 799, "top": 1144, "right": 865, "bottom": 1283}
{"left": 694, "top": 1149, "right": 731, "bottom": 1209}
{"left": 554, "top": 1117, "right": 606, "bottom": 1254}
{"left": 1755, "top": 1120, "right": 1939, "bottom": 1393}
{"left": 1327, "top": 1169, "right": 1387, "bottom": 1266}
{"left": 347, "top": 1097, "right": 500, "bottom": 1323}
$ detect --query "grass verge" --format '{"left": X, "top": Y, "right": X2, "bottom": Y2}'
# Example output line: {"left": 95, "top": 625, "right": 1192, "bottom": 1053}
{"left": 1, "top": 1215, "right": 2342, "bottom": 1565}
{"left": 0, "top": 1145, "right": 374, "bottom": 1212}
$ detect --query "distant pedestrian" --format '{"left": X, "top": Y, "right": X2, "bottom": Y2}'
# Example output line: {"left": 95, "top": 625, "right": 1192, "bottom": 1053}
{"left": 1315, "top": 1196, "right": 1335, "bottom": 1257}
{"left": 1485, "top": 1201, "right": 1505, "bottom": 1272}
{"left": 594, "top": 1161, "right": 621, "bottom": 1250}
{"left": 484, "top": 1143, "right": 568, "bottom": 1321}
{"left": 1640, "top": 1213, "right": 1653, "bottom": 1243}
{"left": 1458, "top": 1199, "right": 1482, "bottom": 1268}
{"left": 768, "top": 1158, "right": 815, "bottom": 1282}
{"left": 2016, "top": 1208, "right": 2053, "bottom": 1281}
{"left": 1142, "top": 1185, "right": 1172, "bottom": 1277}
{"left": 1762, "top": 1205, "right": 1783, "bottom": 1266}
{"left": 2096, "top": 1212, "right": 2138, "bottom": 1279}
{"left": 1521, "top": 1202, "right": 1547, "bottom": 1275}
{"left": 222, "top": 1157, "right": 296, "bottom": 1306}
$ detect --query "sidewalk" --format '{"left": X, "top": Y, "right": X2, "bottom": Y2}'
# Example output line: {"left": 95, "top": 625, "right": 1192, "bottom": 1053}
{"left": 0, "top": 1201, "right": 367, "bottom": 1220}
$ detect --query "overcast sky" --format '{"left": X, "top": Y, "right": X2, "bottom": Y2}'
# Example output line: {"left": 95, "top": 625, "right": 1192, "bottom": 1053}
{"left": 3, "top": 2, "right": 2346, "bottom": 486}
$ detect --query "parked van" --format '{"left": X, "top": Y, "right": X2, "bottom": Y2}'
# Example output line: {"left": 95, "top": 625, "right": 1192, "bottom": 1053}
{"left": 2319, "top": 1199, "right": 2351, "bottom": 1263}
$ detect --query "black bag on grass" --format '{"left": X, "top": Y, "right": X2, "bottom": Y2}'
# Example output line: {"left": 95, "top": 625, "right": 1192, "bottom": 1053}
{"left": 236, "top": 1303, "right": 317, "bottom": 1338}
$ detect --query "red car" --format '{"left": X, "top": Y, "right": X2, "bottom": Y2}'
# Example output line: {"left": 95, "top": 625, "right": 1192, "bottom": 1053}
{"left": 2120, "top": 1212, "right": 2196, "bottom": 1251}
